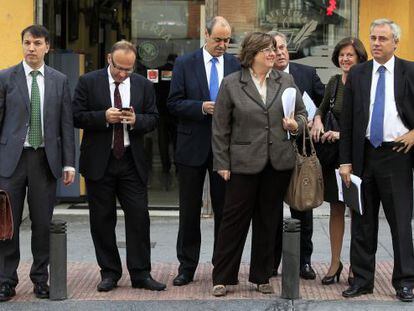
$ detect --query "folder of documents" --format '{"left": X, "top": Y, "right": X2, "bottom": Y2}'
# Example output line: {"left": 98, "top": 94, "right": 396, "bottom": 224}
{"left": 335, "top": 169, "right": 364, "bottom": 215}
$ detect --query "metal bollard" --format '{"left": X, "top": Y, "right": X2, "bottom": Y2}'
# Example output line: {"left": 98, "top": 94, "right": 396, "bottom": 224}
{"left": 49, "top": 219, "right": 67, "bottom": 300}
{"left": 281, "top": 218, "right": 301, "bottom": 299}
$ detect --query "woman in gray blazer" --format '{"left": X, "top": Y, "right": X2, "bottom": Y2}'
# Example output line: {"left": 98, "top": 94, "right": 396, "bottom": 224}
{"left": 211, "top": 32, "right": 307, "bottom": 296}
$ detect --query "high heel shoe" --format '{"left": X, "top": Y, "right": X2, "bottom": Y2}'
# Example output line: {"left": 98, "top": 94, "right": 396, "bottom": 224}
{"left": 322, "top": 262, "right": 343, "bottom": 285}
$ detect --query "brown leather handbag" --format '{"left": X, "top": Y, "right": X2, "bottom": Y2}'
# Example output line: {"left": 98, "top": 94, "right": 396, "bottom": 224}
{"left": 285, "top": 116, "right": 324, "bottom": 211}
{"left": 0, "top": 189, "right": 13, "bottom": 240}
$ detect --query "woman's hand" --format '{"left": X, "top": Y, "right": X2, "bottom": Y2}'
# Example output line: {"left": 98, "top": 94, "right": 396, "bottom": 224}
{"left": 282, "top": 116, "right": 298, "bottom": 132}
{"left": 310, "top": 116, "right": 324, "bottom": 142}
{"left": 218, "top": 170, "right": 231, "bottom": 181}
{"left": 321, "top": 131, "right": 340, "bottom": 143}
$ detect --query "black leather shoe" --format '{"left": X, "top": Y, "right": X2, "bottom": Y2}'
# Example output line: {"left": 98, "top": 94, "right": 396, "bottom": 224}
{"left": 0, "top": 283, "right": 16, "bottom": 302}
{"left": 173, "top": 273, "right": 193, "bottom": 286}
{"left": 396, "top": 287, "right": 414, "bottom": 302}
{"left": 33, "top": 283, "right": 49, "bottom": 299}
{"left": 300, "top": 264, "right": 316, "bottom": 280}
{"left": 132, "top": 276, "right": 166, "bottom": 291}
{"left": 342, "top": 285, "right": 373, "bottom": 298}
{"left": 97, "top": 278, "right": 117, "bottom": 292}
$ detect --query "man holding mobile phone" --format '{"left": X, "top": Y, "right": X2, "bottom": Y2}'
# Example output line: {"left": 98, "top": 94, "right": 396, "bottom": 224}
{"left": 73, "top": 40, "right": 165, "bottom": 292}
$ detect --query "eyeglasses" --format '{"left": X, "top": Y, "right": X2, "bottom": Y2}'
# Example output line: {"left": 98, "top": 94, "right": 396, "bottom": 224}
{"left": 260, "top": 47, "right": 276, "bottom": 55}
{"left": 110, "top": 57, "right": 134, "bottom": 74}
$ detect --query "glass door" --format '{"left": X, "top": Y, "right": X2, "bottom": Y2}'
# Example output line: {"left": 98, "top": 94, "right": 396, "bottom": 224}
{"left": 131, "top": 0, "right": 205, "bottom": 208}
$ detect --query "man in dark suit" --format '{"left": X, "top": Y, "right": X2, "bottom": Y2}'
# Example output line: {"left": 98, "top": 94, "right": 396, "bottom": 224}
{"left": 269, "top": 31, "right": 325, "bottom": 280}
{"left": 167, "top": 16, "right": 240, "bottom": 286}
{"left": 339, "top": 19, "right": 414, "bottom": 302}
{"left": 0, "top": 25, "right": 75, "bottom": 301}
{"left": 73, "top": 40, "right": 165, "bottom": 292}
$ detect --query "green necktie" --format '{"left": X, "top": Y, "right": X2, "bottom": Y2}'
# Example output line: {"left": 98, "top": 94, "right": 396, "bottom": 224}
{"left": 28, "top": 70, "right": 42, "bottom": 149}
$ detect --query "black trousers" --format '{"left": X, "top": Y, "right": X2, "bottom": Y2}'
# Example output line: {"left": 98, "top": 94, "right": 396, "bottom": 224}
{"left": 212, "top": 164, "right": 291, "bottom": 285}
{"left": 176, "top": 153, "right": 225, "bottom": 277}
{"left": 351, "top": 142, "right": 414, "bottom": 290}
{"left": 86, "top": 149, "right": 151, "bottom": 282}
{"left": 0, "top": 149, "right": 56, "bottom": 287}
{"left": 273, "top": 208, "right": 313, "bottom": 269}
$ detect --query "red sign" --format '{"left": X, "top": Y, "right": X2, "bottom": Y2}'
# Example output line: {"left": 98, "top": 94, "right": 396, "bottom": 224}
{"left": 326, "top": 0, "right": 337, "bottom": 16}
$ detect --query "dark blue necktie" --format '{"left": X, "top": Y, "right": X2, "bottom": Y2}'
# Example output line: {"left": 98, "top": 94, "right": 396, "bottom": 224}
{"left": 370, "top": 66, "right": 386, "bottom": 148}
{"left": 209, "top": 57, "right": 219, "bottom": 101}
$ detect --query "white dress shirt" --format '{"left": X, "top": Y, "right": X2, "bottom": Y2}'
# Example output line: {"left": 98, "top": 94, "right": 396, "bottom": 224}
{"left": 107, "top": 66, "right": 131, "bottom": 147}
{"left": 249, "top": 68, "right": 272, "bottom": 104}
{"left": 23, "top": 61, "right": 45, "bottom": 147}
{"left": 283, "top": 63, "right": 290, "bottom": 74}
{"left": 203, "top": 47, "right": 224, "bottom": 90}
{"left": 366, "top": 56, "right": 409, "bottom": 141}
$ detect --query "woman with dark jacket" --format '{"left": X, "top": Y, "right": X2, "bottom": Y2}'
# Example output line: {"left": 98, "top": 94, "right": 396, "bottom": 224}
{"left": 311, "top": 37, "right": 368, "bottom": 285}
{"left": 211, "top": 32, "right": 307, "bottom": 296}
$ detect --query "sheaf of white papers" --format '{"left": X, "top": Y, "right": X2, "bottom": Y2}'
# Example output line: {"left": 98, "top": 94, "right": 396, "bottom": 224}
{"left": 303, "top": 91, "right": 317, "bottom": 121}
{"left": 282, "top": 87, "right": 296, "bottom": 118}
{"left": 335, "top": 169, "right": 364, "bottom": 215}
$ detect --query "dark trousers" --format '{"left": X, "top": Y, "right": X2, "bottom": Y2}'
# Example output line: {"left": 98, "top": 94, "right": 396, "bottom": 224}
{"left": 176, "top": 154, "right": 225, "bottom": 277}
{"left": 157, "top": 115, "right": 177, "bottom": 173}
{"left": 273, "top": 209, "right": 313, "bottom": 269}
{"left": 86, "top": 149, "right": 151, "bottom": 282}
{"left": 212, "top": 164, "right": 291, "bottom": 285}
{"left": 0, "top": 149, "right": 56, "bottom": 287}
{"left": 351, "top": 142, "right": 414, "bottom": 290}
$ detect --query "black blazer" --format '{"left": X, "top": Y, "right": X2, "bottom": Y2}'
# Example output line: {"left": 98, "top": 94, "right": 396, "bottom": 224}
{"left": 72, "top": 68, "right": 159, "bottom": 182}
{"left": 167, "top": 48, "right": 240, "bottom": 166}
{"left": 339, "top": 57, "right": 414, "bottom": 176}
{"left": 289, "top": 62, "right": 325, "bottom": 107}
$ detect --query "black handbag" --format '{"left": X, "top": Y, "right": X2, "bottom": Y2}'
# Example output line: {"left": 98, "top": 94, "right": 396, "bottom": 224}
{"left": 315, "top": 75, "right": 340, "bottom": 167}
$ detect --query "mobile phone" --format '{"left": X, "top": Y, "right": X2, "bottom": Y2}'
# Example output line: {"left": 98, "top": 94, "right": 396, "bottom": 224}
{"left": 120, "top": 107, "right": 132, "bottom": 112}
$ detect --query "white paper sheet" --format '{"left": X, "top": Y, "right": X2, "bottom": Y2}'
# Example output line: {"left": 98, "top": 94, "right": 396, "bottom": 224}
{"left": 302, "top": 91, "right": 317, "bottom": 121}
{"left": 282, "top": 87, "right": 296, "bottom": 118}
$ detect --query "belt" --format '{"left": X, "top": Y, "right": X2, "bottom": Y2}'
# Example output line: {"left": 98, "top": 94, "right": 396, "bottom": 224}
{"left": 365, "top": 139, "right": 403, "bottom": 149}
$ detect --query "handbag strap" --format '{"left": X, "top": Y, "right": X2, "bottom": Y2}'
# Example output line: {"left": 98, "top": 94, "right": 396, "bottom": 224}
{"left": 297, "top": 115, "right": 317, "bottom": 156}
{"left": 329, "top": 75, "right": 340, "bottom": 109}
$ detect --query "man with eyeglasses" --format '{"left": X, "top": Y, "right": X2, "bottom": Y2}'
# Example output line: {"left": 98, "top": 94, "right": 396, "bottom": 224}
{"left": 73, "top": 40, "right": 166, "bottom": 292}
{"left": 168, "top": 16, "right": 240, "bottom": 286}
{"left": 268, "top": 31, "right": 325, "bottom": 281}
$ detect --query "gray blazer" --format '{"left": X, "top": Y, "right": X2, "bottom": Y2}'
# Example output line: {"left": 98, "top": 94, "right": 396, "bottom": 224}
{"left": 212, "top": 67, "right": 307, "bottom": 174}
{"left": 0, "top": 62, "right": 75, "bottom": 179}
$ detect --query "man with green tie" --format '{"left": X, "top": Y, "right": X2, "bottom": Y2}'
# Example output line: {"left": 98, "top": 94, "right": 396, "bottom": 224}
{"left": 0, "top": 25, "right": 75, "bottom": 301}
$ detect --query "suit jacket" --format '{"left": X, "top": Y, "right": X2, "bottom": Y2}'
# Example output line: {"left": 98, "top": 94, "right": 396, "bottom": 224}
{"left": 339, "top": 57, "right": 414, "bottom": 176}
{"left": 212, "top": 68, "right": 307, "bottom": 174}
{"left": 167, "top": 48, "right": 241, "bottom": 166}
{"left": 289, "top": 62, "right": 325, "bottom": 107}
{"left": 0, "top": 62, "right": 75, "bottom": 179}
{"left": 72, "top": 68, "right": 159, "bottom": 183}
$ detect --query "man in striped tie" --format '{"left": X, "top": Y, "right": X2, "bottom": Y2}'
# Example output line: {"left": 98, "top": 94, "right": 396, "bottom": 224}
{"left": 339, "top": 18, "right": 414, "bottom": 302}
{"left": 168, "top": 16, "right": 240, "bottom": 286}
{"left": 0, "top": 25, "right": 75, "bottom": 301}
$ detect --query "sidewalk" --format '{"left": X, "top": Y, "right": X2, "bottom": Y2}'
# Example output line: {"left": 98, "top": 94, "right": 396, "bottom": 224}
{"left": 2, "top": 204, "right": 414, "bottom": 310}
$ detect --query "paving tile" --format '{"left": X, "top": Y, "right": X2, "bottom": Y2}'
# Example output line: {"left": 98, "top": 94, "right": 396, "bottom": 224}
{"left": 9, "top": 261, "right": 398, "bottom": 302}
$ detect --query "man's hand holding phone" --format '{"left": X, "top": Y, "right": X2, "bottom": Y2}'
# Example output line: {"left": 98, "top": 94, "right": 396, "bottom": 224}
{"left": 119, "top": 106, "right": 136, "bottom": 125}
